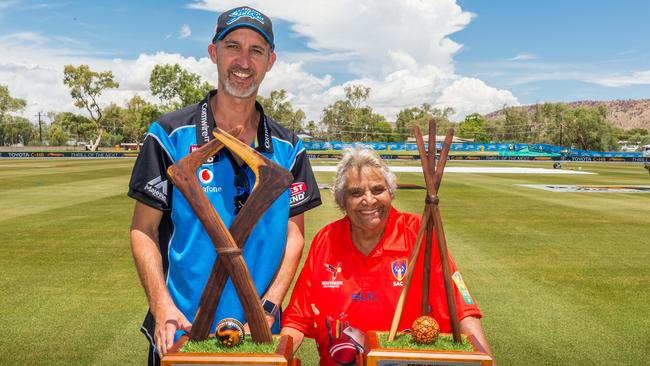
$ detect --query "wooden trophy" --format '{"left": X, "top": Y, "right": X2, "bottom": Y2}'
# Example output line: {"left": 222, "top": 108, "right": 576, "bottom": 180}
{"left": 364, "top": 121, "right": 493, "bottom": 366}
{"left": 161, "top": 127, "right": 299, "bottom": 365}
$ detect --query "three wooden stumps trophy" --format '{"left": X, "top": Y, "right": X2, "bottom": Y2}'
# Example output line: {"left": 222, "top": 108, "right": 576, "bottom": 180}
{"left": 161, "top": 127, "right": 299, "bottom": 365}
{"left": 364, "top": 121, "right": 493, "bottom": 366}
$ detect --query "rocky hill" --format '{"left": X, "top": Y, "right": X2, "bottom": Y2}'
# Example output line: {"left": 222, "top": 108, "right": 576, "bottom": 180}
{"left": 484, "top": 99, "right": 650, "bottom": 131}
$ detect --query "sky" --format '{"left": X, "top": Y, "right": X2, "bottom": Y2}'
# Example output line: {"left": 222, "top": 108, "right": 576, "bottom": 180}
{"left": 1, "top": 0, "right": 649, "bottom": 125}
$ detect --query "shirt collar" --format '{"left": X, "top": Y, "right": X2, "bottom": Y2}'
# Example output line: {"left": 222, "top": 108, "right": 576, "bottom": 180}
{"left": 344, "top": 207, "right": 407, "bottom": 258}
{"left": 375, "top": 207, "right": 408, "bottom": 253}
{"left": 194, "top": 89, "right": 273, "bottom": 154}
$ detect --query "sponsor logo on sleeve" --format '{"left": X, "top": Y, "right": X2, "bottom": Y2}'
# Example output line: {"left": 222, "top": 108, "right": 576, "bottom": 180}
{"left": 289, "top": 182, "right": 309, "bottom": 207}
{"left": 451, "top": 271, "right": 475, "bottom": 305}
{"left": 391, "top": 259, "right": 407, "bottom": 287}
{"left": 145, "top": 176, "right": 168, "bottom": 204}
{"left": 322, "top": 263, "right": 343, "bottom": 288}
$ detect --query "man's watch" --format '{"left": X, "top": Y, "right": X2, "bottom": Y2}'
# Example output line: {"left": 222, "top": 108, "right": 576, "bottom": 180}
{"left": 261, "top": 299, "right": 280, "bottom": 318}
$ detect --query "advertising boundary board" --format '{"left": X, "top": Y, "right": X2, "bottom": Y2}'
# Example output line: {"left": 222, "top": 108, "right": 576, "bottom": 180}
{"left": 1, "top": 151, "right": 648, "bottom": 163}
{"left": 306, "top": 153, "right": 650, "bottom": 163}
{"left": 0, "top": 151, "right": 139, "bottom": 158}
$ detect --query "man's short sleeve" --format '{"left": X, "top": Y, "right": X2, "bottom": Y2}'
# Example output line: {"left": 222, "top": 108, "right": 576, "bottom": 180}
{"left": 288, "top": 140, "right": 321, "bottom": 217}
{"left": 128, "top": 129, "right": 174, "bottom": 211}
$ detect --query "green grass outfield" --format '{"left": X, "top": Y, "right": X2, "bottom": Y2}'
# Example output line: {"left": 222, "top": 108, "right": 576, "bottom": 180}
{"left": 1, "top": 159, "right": 649, "bottom": 365}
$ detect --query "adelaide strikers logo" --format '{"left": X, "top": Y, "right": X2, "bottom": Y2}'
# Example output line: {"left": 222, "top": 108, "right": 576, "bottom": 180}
{"left": 391, "top": 259, "right": 407, "bottom": 287}
{"left": 227, "top": 7, "right": 265, "bottom": 25}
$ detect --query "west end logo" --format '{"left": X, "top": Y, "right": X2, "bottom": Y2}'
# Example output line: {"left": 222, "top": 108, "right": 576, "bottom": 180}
{"left": 227, "top": 8, "right": 265, "bottom": 25}
{"left": 289, "top": 182, "right": 308, "bottom": 206}
{"left": 391, "top": 259, "right": 407, "bottom": 287}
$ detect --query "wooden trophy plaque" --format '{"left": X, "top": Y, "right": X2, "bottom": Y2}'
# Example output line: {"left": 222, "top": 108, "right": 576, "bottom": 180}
{"left": 160, "top": 127, "right": 298, "bottom": 365}
{"left": 161, "top": 334, "right": 300, "bottom": 366}
{"left": 364, "top": 121, "right": 493, "bottom": 366}
{"left": 365, "top": 331, "right": 493, "bottom": 366}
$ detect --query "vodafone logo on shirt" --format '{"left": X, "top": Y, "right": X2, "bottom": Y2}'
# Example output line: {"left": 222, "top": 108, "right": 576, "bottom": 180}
{"left": 199, "top": 168, "right": 214, "bottom": 184}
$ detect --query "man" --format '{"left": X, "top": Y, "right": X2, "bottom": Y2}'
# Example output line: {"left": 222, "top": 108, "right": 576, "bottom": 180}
{"left": 128, "top": 6, "right": 321, "bottom": 366}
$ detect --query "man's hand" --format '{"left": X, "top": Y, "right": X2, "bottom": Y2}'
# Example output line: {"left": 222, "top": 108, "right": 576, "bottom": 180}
{"left": 243, "top": 314, "right": 276, "bottom": 335}
{"left": 153, "top": 304, "right": 192, "bottom": 357}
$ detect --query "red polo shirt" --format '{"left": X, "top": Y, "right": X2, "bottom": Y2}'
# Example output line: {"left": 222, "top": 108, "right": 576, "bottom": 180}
{"left": 282, "top": 208, "right": 482, "bottom": 366}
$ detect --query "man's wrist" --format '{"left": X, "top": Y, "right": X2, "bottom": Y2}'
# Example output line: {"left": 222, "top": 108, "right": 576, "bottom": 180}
{"left": 261, "top": 299, "right": 280, "bottom": 318}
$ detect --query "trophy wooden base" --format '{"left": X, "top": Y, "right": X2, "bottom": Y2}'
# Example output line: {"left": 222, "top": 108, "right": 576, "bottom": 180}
{"left": 161, "top": 334, "right": 299, "bottom": 366}
{"left": 364, "top": 331, "right": 493, "bottom": 366}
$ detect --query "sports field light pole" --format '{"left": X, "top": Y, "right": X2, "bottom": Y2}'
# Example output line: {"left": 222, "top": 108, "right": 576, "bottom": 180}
{"left": 388, "top": 120, "right": 462, "bottom": 343}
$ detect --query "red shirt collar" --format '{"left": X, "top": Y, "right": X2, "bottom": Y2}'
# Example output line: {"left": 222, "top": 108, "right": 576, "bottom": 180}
{"left": 342, "top": 206, "right": 409, "bottom": 258}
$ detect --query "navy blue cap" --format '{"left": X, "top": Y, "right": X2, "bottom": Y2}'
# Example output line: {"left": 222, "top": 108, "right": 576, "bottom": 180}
{"left": 213, "top": 6, "right": 274, "bottom": 50}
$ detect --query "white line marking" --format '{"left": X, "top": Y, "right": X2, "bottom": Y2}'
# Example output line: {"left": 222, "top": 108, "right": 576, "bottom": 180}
{"left": 312, "top": 166, "right": 595, "bottom": 174}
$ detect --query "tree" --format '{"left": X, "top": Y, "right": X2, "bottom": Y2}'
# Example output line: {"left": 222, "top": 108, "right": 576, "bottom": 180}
{"left": 0, "top": 84, "right": 26, "bottom": 115}
{"left": 257, "top": 89, "right": 306, "bottom": 132}
{"left": 395, "top": 103, "right": 455, "bottom": 140}
{"left": 63, "top": 64, "right": 119, "bottom": 151}
{"left": 564, "top": 105, "right": 619, "bottom": 151}
{"left": 617, "top": 127, "right": 650, "bottom": 148}
{"left": 0, "top": 85, "right": 31, "bottom": 146}
{"left": 305, "top": 120, "right": 318, "bottom": 138}
{"left": 149, "top": 64, "right": 211, "bottom": 111}
{"left": 374, "top": 120, "right": 400, "bottom": 142}
{"left": 501, "top": 106, "right": 533, "bottom": 143}
{"left": 122, "top": 95, "right": 161, "bottom": 145}
{"left": 0, "top": 115, "right": 35, "bottom": 146}
{"left": 321, "top": 84, "right": 391, "bottom": 142}
{"left": 53, "top": 112, "right": 97, "bottom": 143}
{"left": 48, "top": 123, "right": 68, "bottom": 146}
{"left": 458, "top": 113, "right": 489, "bottom": 142}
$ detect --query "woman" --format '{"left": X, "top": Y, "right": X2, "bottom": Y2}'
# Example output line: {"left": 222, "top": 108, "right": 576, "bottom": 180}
{"left": 281, "top": 148, "right": 491, "bottom": 366}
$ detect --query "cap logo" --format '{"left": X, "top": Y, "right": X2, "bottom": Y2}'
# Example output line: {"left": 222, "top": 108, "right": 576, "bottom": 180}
{"left": 227, "top": 8, "right": 265, "bottom": 25}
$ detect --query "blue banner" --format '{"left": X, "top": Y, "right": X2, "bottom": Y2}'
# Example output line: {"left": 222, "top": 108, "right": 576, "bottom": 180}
{"left": 303, "top": 141, "right": 643, "bottom": 158}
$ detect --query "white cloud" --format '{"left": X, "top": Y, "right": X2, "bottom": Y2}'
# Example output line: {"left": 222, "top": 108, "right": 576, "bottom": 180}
{"left": 179, "top": 24, "right": 192, "bottom": 39}
{"left": 190, "top": 0, "right": 473, "bottom": 75}
{"left": 436, "top": 78, "right": 519, "bottom": 119}
{"left": 2, "top": 1, "right": 520, "bottom": 126}
{"left": 587, "top": 70, "right": 650, "bottom": 87}
{"left": 186, "top": 0, "right": 514, "bottom": 120}
{"left": 510, "top": 53, "right": 537, "bottom": 61}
